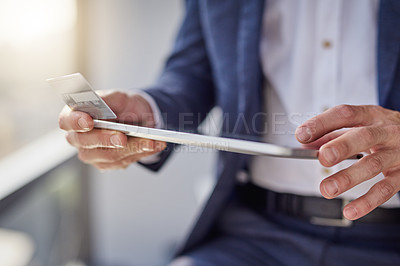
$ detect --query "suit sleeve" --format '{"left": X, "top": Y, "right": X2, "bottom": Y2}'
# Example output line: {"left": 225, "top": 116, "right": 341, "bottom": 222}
{"left": 139, "top": 0, "right": 215, "bottom": 172}
{"left": 145, "top": 0, "right": 216, "bottom": 132}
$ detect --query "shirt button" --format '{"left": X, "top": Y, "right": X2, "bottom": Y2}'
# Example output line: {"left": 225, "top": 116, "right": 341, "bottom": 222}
{"left": 322, "top": 168, "right": 331, "bottom": 175}
{"left": 236, "top": 170, "right": 249, "bottom": 184}
{"left": 322, "top": 40, "right": 332, "bottom": 49}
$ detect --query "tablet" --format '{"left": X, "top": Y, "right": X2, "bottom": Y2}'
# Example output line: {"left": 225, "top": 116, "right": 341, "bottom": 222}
{"left": 48, "top": 73, "right": 362, "bottom": 159}
{"left": 93, "top": 119, "right": 322, "bottom": 158}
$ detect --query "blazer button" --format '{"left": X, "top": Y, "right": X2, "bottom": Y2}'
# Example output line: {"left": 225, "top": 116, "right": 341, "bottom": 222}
{"left": 322, "top": 40, "right": 332, "bottom": 49}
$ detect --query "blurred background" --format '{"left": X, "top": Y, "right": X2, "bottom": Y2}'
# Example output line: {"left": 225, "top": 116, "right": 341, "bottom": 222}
{"left": 0, "top": 0, "right": 218, "bottom": 265}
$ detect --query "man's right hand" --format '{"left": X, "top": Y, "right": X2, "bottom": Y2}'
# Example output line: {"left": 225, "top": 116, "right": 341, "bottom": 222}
{"left": 58, "top": 90, "right": 166, "bottom": 171}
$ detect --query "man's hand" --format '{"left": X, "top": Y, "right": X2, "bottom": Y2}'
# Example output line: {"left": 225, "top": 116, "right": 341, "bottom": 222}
{"left": 295, "top": 104, "right": 400, "bottom": 220}
{"left": 59, "top": 91, "right": 166, "bottom": 171}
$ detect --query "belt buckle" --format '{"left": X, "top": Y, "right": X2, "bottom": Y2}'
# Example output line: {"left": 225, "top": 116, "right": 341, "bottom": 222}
{"left": 310, "top": 199, "right": 353, "bottom": 227}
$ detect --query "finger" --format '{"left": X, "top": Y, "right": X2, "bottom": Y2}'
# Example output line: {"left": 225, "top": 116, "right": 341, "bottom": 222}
{"left": 124, "top": 138, "right": 166, "bottom": 154}
{"left": 295, "top": 105, "right": 379, "bottom": 143}
{"left": 320, "top": 149, "right": 400, "bottom": 199}
{"left": 301, "top": 130, "right": 347, "bottom": 150}
{"left": 92, "top": 156, "right": 144, "bottom": 171}
{"left": 99, "top": 91, "right": 155, "bottom": 126}
{"left": 77, "top": 138, "right": 166, "bottom": 163}
{"left": 92, "top": 151, "right": 159, "bottom": 171}
{"left": 116, "top": 94, "right": 155, "bottom": 127}
{"left": 66, "top": 129, "right": 127, "bottom": 149}
{"left": 59, "top": 107, "right": 94, "bottom": 132}
{"left": 93, "top": 163, "right": 129, "bottom": 171}
{"left": 318, "top": 126, "right": 388, "bottom": 166}
{"left": 100, "top": 91, "right": 129, "bottom": 115}
{"left": 342, "top": 173, "right": 400, "bottom": 220}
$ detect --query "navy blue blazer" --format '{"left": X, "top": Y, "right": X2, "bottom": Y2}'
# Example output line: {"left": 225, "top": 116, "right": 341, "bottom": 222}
{"left": 145, "top": 0, "right": 400, "bottom": 255}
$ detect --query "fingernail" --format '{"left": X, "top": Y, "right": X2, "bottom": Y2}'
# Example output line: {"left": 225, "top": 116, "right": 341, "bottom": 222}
{"left": 78, "top": 118, "right": 90, "bottom": 131}
{"left": 156, "top": 141, "right": 167, "bottom": 150}
{"left": 323, "top": 147, "right": 338, "bottom": 164}
{"left": 324, "top": 179, "right": 339, "bottom": 197}
{"left": 296, "top": 127, "right": 312, "bottom": 142}
{"left": 141, "top": 141, "right": 154, "bottom": 152}
{"left": 344, "top": 206, "right": 357, "bottom": 220}
{"left": 110, "top": 134, "right": 124, "bottom": 148}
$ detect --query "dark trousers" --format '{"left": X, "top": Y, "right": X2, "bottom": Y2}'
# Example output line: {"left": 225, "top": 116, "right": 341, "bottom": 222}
{"left": 170, "top": 200, "right": 400, "bottom": 266}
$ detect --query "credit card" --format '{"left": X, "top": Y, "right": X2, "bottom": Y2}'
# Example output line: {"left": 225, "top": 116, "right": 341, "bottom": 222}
{"left": 47, "top": 73, "right": 117, "bottom": 119}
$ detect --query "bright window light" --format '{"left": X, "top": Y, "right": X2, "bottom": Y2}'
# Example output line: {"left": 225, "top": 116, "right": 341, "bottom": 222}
{"left": 0, "top": 0, "right": 77, "bottom": 45}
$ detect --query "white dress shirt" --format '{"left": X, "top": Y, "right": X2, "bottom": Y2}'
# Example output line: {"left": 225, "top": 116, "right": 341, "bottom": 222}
{"left": 251, "top": 0, "right": 400, "bottom": 207}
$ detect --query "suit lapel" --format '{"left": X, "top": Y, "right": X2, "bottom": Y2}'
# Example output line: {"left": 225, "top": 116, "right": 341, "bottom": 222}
{"left": 236, "top": 0, "right": 265, "bottom": 135}
{"left": 177, "top": 0, "right": 265, "bottom": 255}
{"left": 378, "top": 0, "right": 400, "bottom": 108}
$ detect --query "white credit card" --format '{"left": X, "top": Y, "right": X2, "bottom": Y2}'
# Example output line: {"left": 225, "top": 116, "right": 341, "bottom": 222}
{"left": 48, "top": 73, "right": 362, "bottom": 159}
{"left": 47, "top": 73, "right": 117, "bottom": 119}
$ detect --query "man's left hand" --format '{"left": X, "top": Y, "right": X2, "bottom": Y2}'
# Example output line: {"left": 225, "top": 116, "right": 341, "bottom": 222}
{"left": 295, "top": 104, "right": 400, "bottom": 220}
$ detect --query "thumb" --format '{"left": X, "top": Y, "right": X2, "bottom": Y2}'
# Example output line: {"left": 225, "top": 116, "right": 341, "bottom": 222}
{"left": 98, "top": 90, "right": 130, "bottom": 115}
{"left": 299, "top": 130, "right": 348, "bottom": 150}
{"left": 101, "top": 91, "right": 155, "bottom": 127}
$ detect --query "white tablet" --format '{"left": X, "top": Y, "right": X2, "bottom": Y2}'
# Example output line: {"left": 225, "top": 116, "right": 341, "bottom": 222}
{"left": 48, "top": 73, "right": 362, "bottom": 159}
{"left": 93, "top": 119, "right": 321, "bottom": 158}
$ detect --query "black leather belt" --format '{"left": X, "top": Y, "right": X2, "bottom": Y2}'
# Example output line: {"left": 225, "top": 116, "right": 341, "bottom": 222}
{"left": 237, "top": 182, "right": 400, "bottom": 227}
